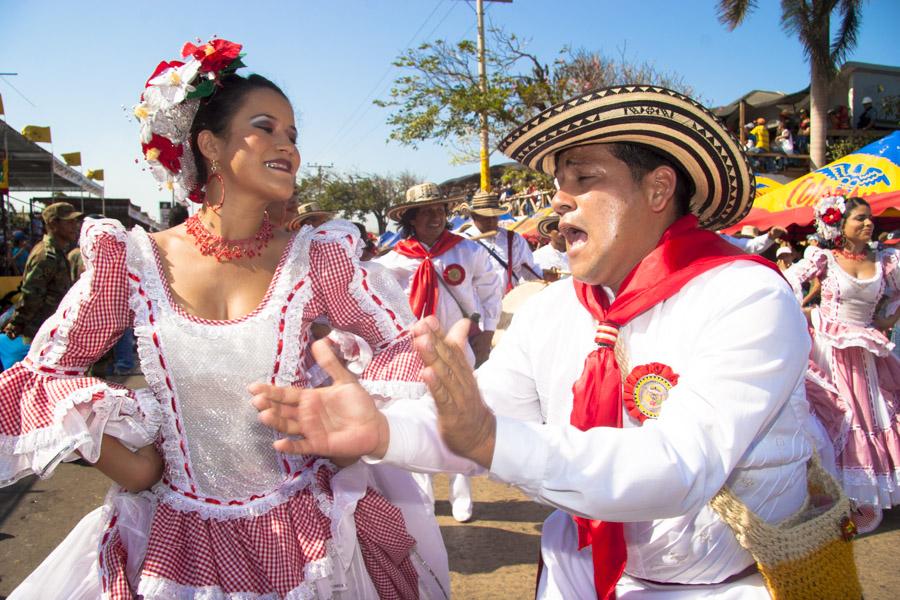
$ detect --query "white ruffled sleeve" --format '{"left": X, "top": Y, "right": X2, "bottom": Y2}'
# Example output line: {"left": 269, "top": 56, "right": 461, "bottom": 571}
{"left": 785, "top": 246, "right": 828, "bottom": 302}
{"left": 0, "top": 219, "right": 161, "bottom": 486}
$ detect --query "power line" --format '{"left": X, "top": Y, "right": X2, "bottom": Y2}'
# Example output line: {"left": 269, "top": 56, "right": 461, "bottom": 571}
{"left": 318, "top": 0, "right": 450, "bottom": 156}
{"left": 320, "top": 0, "right": 465, "bottom": 158}
{"left": 0, "top": 75, "right": 37, "bottom": 108}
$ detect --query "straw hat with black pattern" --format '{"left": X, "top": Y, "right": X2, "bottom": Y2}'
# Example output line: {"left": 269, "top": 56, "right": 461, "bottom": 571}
{"left": 498, "top": 85, "right": 755, "bottom": 230}
{"left": 469, "top": 190, "right": 510, "bottom": 217}
{"left": 286, "top": 201, "right": 335, "bottom": 231}
{"left": 537, "top": 214, "right": 560, "bottom": 238}
{"left": 387, "top": 182, "right": 449, "bottom": 222}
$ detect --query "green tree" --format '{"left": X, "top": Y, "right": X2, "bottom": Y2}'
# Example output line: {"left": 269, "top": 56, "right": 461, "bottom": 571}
{"left": 316, "top": 172, "right": 419, "bottom": 235}
{"left": 376, "top": 31, "right": 697, "bottom": 164}
{"left": 717, "top": 0, "right": 864, "bottom": 169}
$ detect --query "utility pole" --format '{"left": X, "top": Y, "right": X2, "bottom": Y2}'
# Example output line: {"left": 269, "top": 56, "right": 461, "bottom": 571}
{"left": 305, "top": 162, "right": 333, "bottom": 198}
{"left": 472, "top": 0, "right": 511, "bottom": 193}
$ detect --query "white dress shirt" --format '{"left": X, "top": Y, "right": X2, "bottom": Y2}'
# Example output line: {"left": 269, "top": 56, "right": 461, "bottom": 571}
{"left": 462, "top": 224, "right": 542, "bottom": 289}
{"left": 375, "top": 261, "right": 824, "bottom": 593}
{"left": 721, "top": 233, "right": 776, "bottom": 254}
{"left": 532, "top": 244, "right": 569, "bottom": 274}
{"left": 376, "top": 237, "right": 503, "bottom": 331}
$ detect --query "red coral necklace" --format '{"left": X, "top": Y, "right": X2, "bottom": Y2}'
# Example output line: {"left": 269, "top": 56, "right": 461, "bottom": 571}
{"left": 835, "top": 247, "right": 869, "bottom": 262}
{"left": 185, "top": 212, "right": 274, "bottom": 262}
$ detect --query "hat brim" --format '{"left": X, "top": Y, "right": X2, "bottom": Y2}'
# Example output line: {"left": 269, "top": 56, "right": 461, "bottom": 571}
{"left": 286, "top": 212, "right": 334, "bottom": 231}
{"left": 536, "top": 215, "right": 560, "bottom": 238}
{"left": 470, "top": 206, "right": 510, "bottom": 217}
{"left": 387, "top": 197, "right": 448, "bottom": 222}
{"left": 57, "top": 211, "right": 84, "bottom": 221}
{"left": 498, "top": 86, "right": 754, "bottom": 231}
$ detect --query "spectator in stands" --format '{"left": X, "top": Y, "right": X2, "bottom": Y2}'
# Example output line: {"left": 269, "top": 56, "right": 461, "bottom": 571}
{"left": 857, "top": 97, "right": 877, "bottom": 130}
{"left": 796, "top": 109, "right": 811, "bottom": 154}
{"left": 10, "top": 231, "right": 30, "bottom": 275}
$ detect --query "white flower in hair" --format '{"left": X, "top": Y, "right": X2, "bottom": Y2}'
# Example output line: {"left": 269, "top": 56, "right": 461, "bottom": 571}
{"left": 145, "top": 60, "right": 202, "bottom": 109}
{"left": 813, "top": 195, "right": 847, "bottom": 242}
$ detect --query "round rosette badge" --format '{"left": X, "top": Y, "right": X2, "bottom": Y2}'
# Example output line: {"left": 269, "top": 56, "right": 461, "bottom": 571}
{"left": 623, "top": 362, "right": 679, "bottom": 423}
{"left": 443, "top": 264, "right": 466, "bottom": 285}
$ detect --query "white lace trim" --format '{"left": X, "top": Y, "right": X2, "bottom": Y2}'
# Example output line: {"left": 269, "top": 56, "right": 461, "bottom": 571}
{"left": 151, "top": 458, "right": 336, "bottom": 521}
{"left": 31, "top": 218, "right": 128, "bottom": 369}
{"left": 840, "top": 466, "right": 900, "bottom": 508}
{"left": 126, "top": 232, "right": 194, "bottom": 492}
{"left": 361, "top": 379, "right": 427, "bottom": 403}
{"left": 813, "top": 319, "right": 893, "bottom": 356}
{"left": 0, "top": 382, "right": 159, "bottom": 486}
{"left": 137, "top": 561, "right": 329, "bottom": 600}
{"left": 128, "top": 227, "right": 307, "bottom": 333}
{"left": 272, "top": 230, "right": 315, "bottom": 387}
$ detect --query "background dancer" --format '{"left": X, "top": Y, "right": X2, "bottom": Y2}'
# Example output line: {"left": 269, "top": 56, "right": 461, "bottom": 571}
{"left": 377, "top": 183, "right": 500, "bottom": 522}
{"left": 0, "top": 39, "right": 447, "bottom": 599}
{"left": 787, "top": 195, "right": 900, "bottom": 533}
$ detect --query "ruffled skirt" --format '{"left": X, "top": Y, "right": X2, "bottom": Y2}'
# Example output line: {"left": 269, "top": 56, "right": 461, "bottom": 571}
{"left": 10, "top": 462, "right": 449, "bottom": 599}
{"left": 805, "top": 313, "right": 900, "bottom": 531}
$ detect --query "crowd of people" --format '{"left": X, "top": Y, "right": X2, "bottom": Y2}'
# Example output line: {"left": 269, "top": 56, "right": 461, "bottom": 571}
{"left": 0, "top": 37, "right": 892, "bottom": 599}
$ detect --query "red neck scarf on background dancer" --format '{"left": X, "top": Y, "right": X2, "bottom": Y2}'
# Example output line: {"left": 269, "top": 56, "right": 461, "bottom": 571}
{"left": 569, "top": 214, "right": 782, "bottom": 600}
{"left": 394, "top": 230, "right": 465, "bottom": 318}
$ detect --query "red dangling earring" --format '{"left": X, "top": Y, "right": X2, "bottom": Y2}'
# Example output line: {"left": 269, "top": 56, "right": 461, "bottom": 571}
{"left": 206, "top": 159, "right": 225, "bottom": 213}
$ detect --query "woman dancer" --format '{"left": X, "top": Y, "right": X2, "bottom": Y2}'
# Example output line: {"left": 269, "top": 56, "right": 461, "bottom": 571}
{"left": 788, "top": 195, "right": 900, "bottom": 532}
{"left": 0, "top": 39, "right": 447, "bottom": 598}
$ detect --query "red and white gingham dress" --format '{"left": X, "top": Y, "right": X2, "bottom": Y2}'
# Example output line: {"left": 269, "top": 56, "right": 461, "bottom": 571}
{"left": 1, "top": 219, "right": 449, "bottom": 599}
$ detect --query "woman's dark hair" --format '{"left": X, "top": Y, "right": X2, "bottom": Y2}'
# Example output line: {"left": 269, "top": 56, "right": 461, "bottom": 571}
{"left": 168, "top": 204, "right": 189, "bottom": 227}
{"left": 607, "top": 142, "right": 693, "bottom": 217}
{"left": 838, "top": 196, "right": 871, "bottom": 243}
{"left": 398, "top": 205, "right": 450, "bottom": 239}
{"left": 189, "top": 73, "right": 289, "bottom": 183}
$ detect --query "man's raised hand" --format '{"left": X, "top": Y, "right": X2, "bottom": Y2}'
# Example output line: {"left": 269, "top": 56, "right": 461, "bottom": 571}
{"left": 412, "top": 316, "right": 497, "bottom": 469}
{"left": 250, "top": 338, "right": 389, "bottom": 459}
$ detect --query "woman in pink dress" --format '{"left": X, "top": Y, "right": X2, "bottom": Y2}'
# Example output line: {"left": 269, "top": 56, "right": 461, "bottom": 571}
{"left": 0, "top": 39, "right": 448, "bottom": 598}
{"left": 787, "top": 195, "right": 900, "bottom": 532}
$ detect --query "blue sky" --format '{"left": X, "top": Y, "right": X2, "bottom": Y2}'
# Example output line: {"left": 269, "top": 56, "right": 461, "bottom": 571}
{"left": 3, "top": 0, "right": 898, "bottom": 220}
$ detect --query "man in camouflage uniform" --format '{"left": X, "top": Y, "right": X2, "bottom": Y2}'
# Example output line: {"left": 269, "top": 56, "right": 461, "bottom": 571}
{"left": 3, "top": 202, "right": 82, "bottom": 342}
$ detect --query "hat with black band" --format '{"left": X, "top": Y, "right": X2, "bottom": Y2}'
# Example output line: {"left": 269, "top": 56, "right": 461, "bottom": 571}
{"left": 498, "top": 85, "right": 755, "bottom": 231}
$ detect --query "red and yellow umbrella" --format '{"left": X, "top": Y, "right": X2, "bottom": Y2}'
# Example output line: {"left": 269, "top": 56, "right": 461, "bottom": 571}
{"left": 724, "top": 131, "right": 900, "bottom": 233}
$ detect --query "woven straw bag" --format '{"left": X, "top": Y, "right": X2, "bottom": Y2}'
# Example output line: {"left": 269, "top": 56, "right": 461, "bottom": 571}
{"left": 612, "top": 337, "right": 862, "bottom": 597}
{"left": 709, "top": 455, "right": 862, "bottom": 599}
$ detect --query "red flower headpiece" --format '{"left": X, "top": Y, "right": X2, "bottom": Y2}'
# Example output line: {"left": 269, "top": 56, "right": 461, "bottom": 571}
{"left": 134, "top": 37, "right": 245, "bottom": 204}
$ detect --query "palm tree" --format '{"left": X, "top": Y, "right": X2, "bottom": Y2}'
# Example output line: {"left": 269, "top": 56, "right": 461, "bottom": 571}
{"left": 717, "top": 0, "right": 863, "bottom": 169}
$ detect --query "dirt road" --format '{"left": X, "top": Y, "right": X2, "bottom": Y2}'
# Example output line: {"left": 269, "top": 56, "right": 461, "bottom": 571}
{"left": 1, "top": 467, "right": 897, "bottom": 599}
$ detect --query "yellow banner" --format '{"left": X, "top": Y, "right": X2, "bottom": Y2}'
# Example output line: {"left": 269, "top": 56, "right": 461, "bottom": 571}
{"left": 0, "top": 159, "right": 8, "bottom": 191}
{"left": 0, "top": 93, "right": 4, "bottom": 116}
{"left": 62, "top": 152, "right": 82, "bottom": 167}
{"left": 86, "top": 169, "right": 104, "bottom": 181}
{"left": 21, "top": 125, "right": 52, "bottom": 143}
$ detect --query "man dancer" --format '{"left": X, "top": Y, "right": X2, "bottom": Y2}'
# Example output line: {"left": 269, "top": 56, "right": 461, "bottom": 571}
{"left": 532, "top": 214, "right": 569, "bottom": 277}
{"left": 254, "top": 87, "right": 848, "bottom": 596}
{"left": 460, "top": 190, "right": 544, "bottom": 292}
{"left": 376, "top": 182, "right": 501, "bottom": 522}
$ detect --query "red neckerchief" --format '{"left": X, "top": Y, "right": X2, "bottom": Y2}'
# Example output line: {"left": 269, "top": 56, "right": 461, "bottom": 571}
{"left": 569, "top": 215, "right": 782, "bottom": 600}
{"left": 393, "top": 230, "right": 465, "bottom": 318}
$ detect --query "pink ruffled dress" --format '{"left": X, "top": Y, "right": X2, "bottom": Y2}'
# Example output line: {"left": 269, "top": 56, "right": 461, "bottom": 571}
{"left": 0, "top": 218, "right": 449, "bottom": 599}
{"left": 787, "top": 246, "right": 900, "bottom": 531}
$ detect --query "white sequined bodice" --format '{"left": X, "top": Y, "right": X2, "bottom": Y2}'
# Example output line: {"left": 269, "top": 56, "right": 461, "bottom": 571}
{"left": 819, "top": 254, "right": 884, "bottom": 326}
{"left": 127, "top": 228, "right": 309, "bottom": 501}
